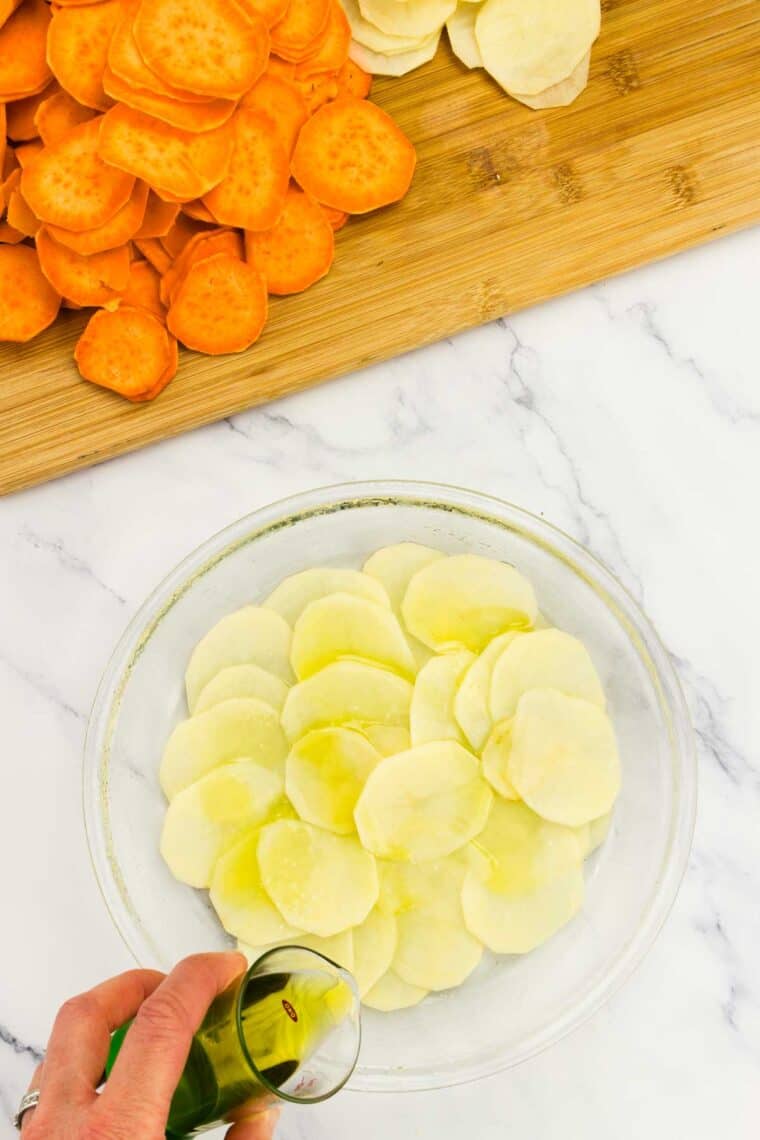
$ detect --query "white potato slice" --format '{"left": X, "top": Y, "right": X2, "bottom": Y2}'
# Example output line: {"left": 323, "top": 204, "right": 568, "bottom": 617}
{"left": 258, "top": 820, "right": 379, "bottom": 937}
{"left": 363, "top": 970, "right": 428, "bottom": 1011}
{"left": 342, "top": 0, "right": 432, "bottom": 54}
{"left": 264, "top": 566, "right": 390, "bottom": 628}
{"left": 463, "top": 864, "right": 584, "bottom": 953}
{"left": 402, "top": 554, "right": 537, "bottom": 652}
{"left": 358, "top": 724, "right": 411, "bottom": 757}
{"left": 281, "top": 661, "right": 413, "bottom": 742}
{"left": 481, "top": 718, "right": 520, "bottom": 800}
{"left": 351, "top": 908, "right": 398, "bottom": 996}
{"left": 360, "top": 0, "right": 456, "bottom": 37}
{"left": 394, "top": 911, "right": 482, "bottom": 990}
{"left": 454, "top": 630, "right": 522, "bottom": 750}
{"left": 237, "top": 930, "right": 355, "bottom": 972}
{"left": 291, "top": 592, "right": 416, "bottom": 680}
{"left": 489, "top": 628, "right": 606, "bottom": 722}
{"left": 378, "top": 853, "right": 468, "bottom": 919}
{"left": 348, "top": 33, "right": 440, "bottom": 76}
{"left": 194, "top": 664, "right": 289, "bottom": 715}
{"left": 285, "top": 727, "right": 381, "bottom": 835}
{"left": 508, "top": 689, "right": 620, "bottom": 826}
{"left": 185, "top": 606, "right": 293, "bottom": 711}
{"left": 410, "top": 650, "right": 474, "bottom": 746}
{"left": 511, "top": 50, "right": 590, "bottom": 108}
{"left": 468, "top": 797, "right": 582, "bottom": 893}
{"left": 577, "top": 810, "right": 612, "bottom": 857}
{"left": 160, "top": 698, "right": 288, "bottom": 800}
{"left": 363, "top": 543, "right": 445, "bottom": 614}
{"left": 210, "top": 829, "right": 301, "bottom": 947}
{"left": 475, "top": 0, "right": 600, "bottom": 96}
{"left": 355, "top": 741, "right": 492, "bottom": 862}
{"left": 446, "top": 4, "right": 483, "bottom": 69}
{"left": 161, "top": 761, "right": 285, "bottom": 888}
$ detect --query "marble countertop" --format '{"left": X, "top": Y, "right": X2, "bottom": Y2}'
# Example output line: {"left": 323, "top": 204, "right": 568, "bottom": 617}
{"left": 1, "top": 227, "right": 758, "bottom": 1139}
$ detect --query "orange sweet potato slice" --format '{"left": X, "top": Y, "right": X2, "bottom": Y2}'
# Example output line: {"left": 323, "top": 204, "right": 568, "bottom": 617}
{"left": 36, "top": 227, "right": 131, "bottom": 306}
{"left": 45, "top": 181, "right": 150, "bottom": 255}
{"left": 75, "top": 305, "right": 176, "bottom": 400}
{"left": 265, "top": 56, "right": 297, "bottom": 83}
{"left": 0, "top": 166, "right": 21, "bottom": 215}
{"left": 0, "top": 0, "right": 23, "bottom": 31}
{"left": 167, "top": 251, "right": 267, "bottom": 354}
{"left": 182, "top": 199, "right": 216, "bottom": 223}
{"left": 34, "top": 90, "right": 97, "bottom": 146}
{"left": 335, "top": 59, "right": 372, "bottom": 99}
{"left": 203, "top": 109, "right": 289, "bottom": 232}
{"left": 14, "top": 140, "right": 44, "bottom": 169}
{"left": 133, "top": 0, "right": 270, "bottom": 100}
{"left": 22, "top": 118, "right": 135, "bottom": 231}
{"left": 97, "top": 105, "right": 236, "bottom": 201}
{"left": 0, "top": 0, "right": 52, "bottom": 101}
{"left": 321, "top": 203, "right": 348, "bottom": 231}
{"left": 0, "top": 243, "right": 61, "bottom": 340}
{"left": 246, "top": 184, "right": 333, "bottom": 294}
{"left": 241, "top": 74, "right": 308, "bottom": 157}
{"left": 5, "top": 82, "right": 55, "bottom": 142}
{"left": 0, "top": 220, "right": 25, "bottom": 244}
{"left": 292, "top": 97, "right": 416, "bottom": 213}
{"left": 133, "top": 236, "right": 173, "bottom": 274}
{"left": 135, "top": 192, "right": 180, "bottom": 238}
{"left": 6, "top": 187, "right": 41, "bottom": 237}
{"left": 47, "top": 1, "right": 122, "bottom": 112}
{"left": 108, "top": 1, "right": 216, "bottom": 104}
{"left": 131, "top": 333, "right": 179, "bottom": 401}
{"left": 101, "top": 67, "right": 237, "bottom": 134}
{"left": 271, "top": 0, "right": 331, "bottom": 63}
{"left": 159, "top": 227, "right": 243, "bottom": 305}
{"left": 295, "top": 1, "right": 350, "bottom": 77}
{"left": 119, "top": 257, "right": 165, "bottom": 317}
{"left": 292, "top": 72, "right": 338, "bottom": 115}
{"left": 0, "top": 105, "right": 7, "bottom": 179}
{"left": 233, "top": 0, "right": 288, "bottom": 29}
{"left": 160, "top": 212, "right": 213, "bottom": 258}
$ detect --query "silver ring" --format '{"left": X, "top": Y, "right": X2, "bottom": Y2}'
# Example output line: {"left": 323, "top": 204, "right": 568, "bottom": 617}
{"left": 14, "top": 1089, "right": 40, "bottom": 1131}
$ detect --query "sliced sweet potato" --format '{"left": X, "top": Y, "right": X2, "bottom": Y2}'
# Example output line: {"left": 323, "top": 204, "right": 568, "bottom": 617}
{"left": 265, "top": 56, "right": 297, "bottom": 83}
{"left": 107, "top": 1, "right": 215, "bottom": 103}
{"left": 293, "top": 71, "right": 338, "bottom": 115}
{"left": 240, "top": 74, "right": 308, "bottom": 157}
{"left": 135, "top": 192, "right": 180, "bottom": 239}
{"left": 14, "top": 141, "right": 44, "bottom": 169}
{"left": 34, "top": 90, "right": 97, "bottom": 146}
{"left": 271, "top": 0, "right": 331, "bottom": 63}
{"left": 119, "top": 257, "right": 165, "bottom": 317}
{"left": 36, "top": 227, "right": 131, "bottom": 306}
{"left": 131, "top": 333, "right": 179, "bottom": 401}
{"left": 134, "top": 237, "right": 173, "bottom": 274}
{"left": 0, "top": 0, "right": 51, "bottom": 101}
{"left": 0, "top": 167, "right": 21, "bottom": 215}
{"left": 233, "top": 0, "right": 288, "bottom": 28}
{"left": 182, "top": 199, "right": 216, "bottom": 223}
{"left": 97, "top": 105, "right": 236, "bottom": 201}
{"left": 102, "top": 67, "right": 237, "bottom": 134}
{"left": 295, "top": 1, "right": 350, "bottom": 77}
{"left": 321, "top": 203, "right": 348, "bottom": 231}
{"left": 160, "top": 213, "right": 214, "bottom": 259}
{"left": 0, "top": 105, "right": 5, "bottom": 179}
{"left": 6, "top": 82, "right": 55, "bottom": 142}
{"left": 203, "top": 109, "right": 289, "bottom": 232}
{"left": 47, "top": 1, "right": 122, "bottom": 112}
{"left": 6, "top": 187, "right": 41, "bottom": 237}
{"left": 246, "top": 184, "right": 334, "bottom": 294}
{"left": 0, "top": 220, "right": 25, "bottom": 244}
{"left": 291, "top": 96, "right": 416, "bottom": 213}
{"left": 167, "top": 252, "right": 267, "bottom": 354}
{"left": 46, "top": 181, "right": 149, "bottom": 255}
{"left": 75, "top": 305, "right": 176, "bottom": 400}
{"left": 160, "top": 227, "right": 243, "bottom": 306}
{"left": 335, "top": 58, "right": 372, "bottom": 99}
{"left": 0, "top": 244, "right": 61, "bottom": 340}
{"left": 0, "top": 0, "right": 22, "bottom": 31}
{"left": 22, "top": 118, "right": 135, "bottom": 232}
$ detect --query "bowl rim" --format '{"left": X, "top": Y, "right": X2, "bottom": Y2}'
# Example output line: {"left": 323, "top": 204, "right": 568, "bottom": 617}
{"left": 83, "top": 479, "right": 697, "bottom": 1092}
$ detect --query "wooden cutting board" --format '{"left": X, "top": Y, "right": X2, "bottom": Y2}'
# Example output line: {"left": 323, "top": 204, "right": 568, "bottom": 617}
{"left": 2, "top": 0, "right": 759, "bottom": 495}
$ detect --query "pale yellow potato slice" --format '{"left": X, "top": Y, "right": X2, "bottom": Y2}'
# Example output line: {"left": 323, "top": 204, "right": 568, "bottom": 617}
{"left": 348, "top": 33, "right": 441, "bottom": 76}
{"left": 468, "top": 797, "right": 582, "bottom": 893}
{"left": 351, "top": 908, "right": 398, "bottom": 996}
{"left": 281, "top": 661, "right": 413, "bottom": 742}
{"left": 355, "top": 741, "right": 492, "bottom": 862}
{"left": 481, "top": 718, "right": 520, "bottom": 800}
{"left": 378, "top": 853, "right": 468, "bottom": 919}
{"left": 360, "top": 0, "right": 456, "bottom": 38}
{"left": 237, "top": 930, "right": 355, "bottom": 972}
{"left": 394, "top": 911, "right": 482, "bottom": 990}
{"left": 160, "top": 698, "right": 288, "bottom": 800}
{"left": 363, "top": 542, "right": 445, "bottom": 613}
{"left": 463, "top": 864, "right": 584, "bottom": 952}
{"left": 264, "top": 566, "right": 390, "bottom": 627}
{"left": 511, "top": 50, "right": 590, "bottom": 108}
{"left": 475, "top": 0, "right": 600, "bottom": 96}
{"left": 210, "top": 829, "right": 300, "bottom": 946}
{"left": 194, "top": 664, "right": 289, "bottom": 715}
{"left": 342, "top": 0, "right": 432, "bottom": 55}
{"left": 358, "top": 724, "right": 411, "bottom": 757}
{"left": 508, "top": 689, "right": 620, "bottom": 826}
{"left": 285, "top": 727, "right": 381, "bottom": 835}
{"left": 446, "top": 3, "right": 483, "bottom": 69}
{"left": 489, "top": 628, "right": 606, "bottom": 722}
{"left": 402, "top": 554, "right": 537, "bottom": 652}
{"left": 454, "top": 630, "right": 522, "bottom": 750}
{"left": 410, "top": 649, "right": 474, "bottom": 746}
{"left": 291, "top": 592, "right": 416, "bottom": 680}
{"left": 258, "top": 820, "right": 379, "bottom": 937}
{"left": 363, "top": 970, "right": 428, "bottom": 1012}
{"left": 185, "top": 606, "right": 293, "bottom": 711}
{"left": 161, "top": 760, "right": 285, "bottom": 888}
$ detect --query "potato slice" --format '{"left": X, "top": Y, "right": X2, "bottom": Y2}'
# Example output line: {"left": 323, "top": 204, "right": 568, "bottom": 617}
{"left": 258, "top": 820, "right": 379, "bottom": 937}
{"left": 475, "top": 0, "right": 600, "bottom": 96}
{"left": 511, "top": 50, "right": 590, "bottom": 108}
{"left": 446, "top": 4, "right": 483, "bottom": 69}
{"left": 410, "top": 649, "right": 474, "bottom": 746}
{"left": 402, "top": 554, "right": 537, "bottom": 652}
{"left": 264, "top": 567, "right": 390, "bottom": 626}
{"left": 281, "top": 661, "right": 413, "bottom": 742}
{"left": 355, "top": 741, "right": 492, "bottom": 862}
{"left": 508, "top": 689, "right": 620, "bottom": 826}
{"left": 363, "top": 969, "right": 428, "bottom": 1012}
{"left": 394, "top": 911, "right": 482, "bottom": 991}
{"left": 185, "top": 606, "right": 293, "bottom": 711}
{"left": 463, "top": 865, "right": 584, "bottom": 952}
{"left": 291, "top": 592, "right": 416, "bottom": 680}
{"left": 194, "top": 663, "right": 289, "bottom": 715}
{"left": 342, "top": 0, "right": 433, "bottom": 55}
{"left": 238, "top": 930, "right": 355, "bottom": 972}
{"left": 160, "top": 698, "right": 288, "bottom": 800}
{"left": 210, "top": 829, "right": 301, "bottom": 947}
{"left": 468, "top": 797, "right": 582, "bottom": 893}
{"left": 453, "top": 630, "right": 522, "bottom": 750}
{"left": 358, "top": 724, "right": 411, "bottom": 757}
{"left": 359, "top": 0, "right": 456, "bottom": 38}
{"left": 577, "top": 810, "right": 612, "bottom": 857}
{"left": 363, "top": 542, "right": 445, "bottom": 613}
{"left": 348, "top": 33, "right": 441, "bottom": 76}
{"left": 351, "top": 907, "right": 398, "bottom": 996}
{"left": 378, "top": 853, "right": 468, "bottom": 919}
{"left": 489, "top": 628, "right": 606, "bottom": 722}
{"left": 161, "top": 760, "right": 285, "bottom": 888}
{"left": 481, "top": 718, "right": 520, "bottom": 800}
{"left": 285, "top": 727, "right": 381, "bottom": 835}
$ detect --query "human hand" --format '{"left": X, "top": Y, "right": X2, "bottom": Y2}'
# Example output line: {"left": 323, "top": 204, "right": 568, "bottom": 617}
{"left": 19, "top": 952, "right": 279, "bottom": 1140}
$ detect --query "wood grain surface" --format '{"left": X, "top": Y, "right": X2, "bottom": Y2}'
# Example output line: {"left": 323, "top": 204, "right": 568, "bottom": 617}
{"left": 2, "top": 0, "right": 759, "bottom": 495}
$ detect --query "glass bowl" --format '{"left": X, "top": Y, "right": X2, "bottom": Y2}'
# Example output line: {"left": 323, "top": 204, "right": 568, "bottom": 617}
{"left": 83, "top": 481, "right": 696, "bottom": 1092}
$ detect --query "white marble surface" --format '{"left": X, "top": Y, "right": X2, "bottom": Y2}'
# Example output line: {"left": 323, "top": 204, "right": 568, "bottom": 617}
{"left": 1, "top": 226, "right": 759, "bottom": 1139}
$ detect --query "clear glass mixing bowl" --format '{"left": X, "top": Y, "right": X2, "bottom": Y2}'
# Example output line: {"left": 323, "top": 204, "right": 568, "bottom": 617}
{"left": 83, "top": 481, "right": 696, "bottom": 1092}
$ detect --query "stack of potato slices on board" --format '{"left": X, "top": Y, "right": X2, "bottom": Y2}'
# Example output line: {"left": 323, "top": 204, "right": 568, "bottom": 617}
{"left": 0, "top": 0, "right": 415, "bottom": 400}
{"left": 159, "top": 546, "right": 621, "bottom": 1011}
